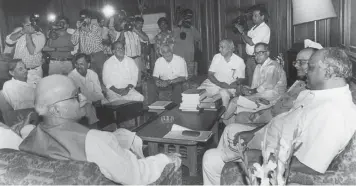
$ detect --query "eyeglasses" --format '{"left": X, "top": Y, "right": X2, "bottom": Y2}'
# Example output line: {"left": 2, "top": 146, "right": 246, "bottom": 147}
{"left": 51, "top": 88, "right": 81, "bottom": 105}
{"left": 114, "top": 46, "right": 125, "bottom": 51}
{"left": 293, "top": 59, "right": 309, "bottom": 66}
{"left": 253, "top": 51, "right": 268, "bottom": 56}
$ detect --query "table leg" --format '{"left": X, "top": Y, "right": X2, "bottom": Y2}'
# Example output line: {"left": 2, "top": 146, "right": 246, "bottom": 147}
{"left": 186, "top": 145, "right": 198, "bottom": 176}
{"left": 148, "top": 142, "right": 159, "bottom": 155}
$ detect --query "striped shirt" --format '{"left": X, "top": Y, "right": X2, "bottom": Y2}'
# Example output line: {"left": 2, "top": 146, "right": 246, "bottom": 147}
{"left": 71, "top": 23, "right": 103, "bottom": 54}
{"left": 115, "top": 31, "right": 145, "bottom": 57}
{"left": 6, "top": 28, "right": 46, "bottom": 68}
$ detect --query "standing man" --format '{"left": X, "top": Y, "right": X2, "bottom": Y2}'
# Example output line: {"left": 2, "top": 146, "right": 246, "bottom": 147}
{"left": 6, "top": 14, "right": 46, "bottom": 86}
{"left": 173, "top": 9, "right": 201, "bottom": 79}
{"left": 235, "top": 5, "right": 270, "bottom": 86}
{"left": 115, "top": 17, "right": 149, "bottom": 88}
{"left": 71, "top": 9, "right": 106, "bottom": 82}
{"left": 102, "top": 41, "right": 144, "bottom": 102}
{"left": 44, "top": 16, "right": 74, "bottom": 75}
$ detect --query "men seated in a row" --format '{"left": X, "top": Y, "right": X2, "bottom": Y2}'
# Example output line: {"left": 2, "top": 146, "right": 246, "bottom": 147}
{"left": 2, "top": 59, "right": 35, "bottom": 110}
{"left": 151, "top": 44, "right": 188, "bottom": 104}
{"left": 68, "top": 53, "right": 105, "bottom": 125}
{"left": 223, "top": 42, "right": 287, "bottom": 124}
{"left": 224, "top": 48, "right": 314, "bottom": 125}
{"left": 17, "top": 74, "right": 181, "bottom": 185}
{"left": 198, "top": 39, "right": 245, "bottom": 108}
{"left": 202, "top": 47, "right": 356, "bottom": 185}
{"left": 5, "top": 15, "right": 46, "bottom": 86}
{"left": 102, "top": 41, "right": 144, "bottom": 102}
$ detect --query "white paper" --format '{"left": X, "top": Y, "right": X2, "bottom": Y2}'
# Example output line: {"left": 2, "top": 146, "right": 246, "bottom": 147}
{"left": 171, "top": 124, "right": 192, "bottom": 131}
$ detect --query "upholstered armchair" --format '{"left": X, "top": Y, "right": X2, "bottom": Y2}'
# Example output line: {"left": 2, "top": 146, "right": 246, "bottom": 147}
{"left": 0, "top": 148, "right": 182, "bottom": 185}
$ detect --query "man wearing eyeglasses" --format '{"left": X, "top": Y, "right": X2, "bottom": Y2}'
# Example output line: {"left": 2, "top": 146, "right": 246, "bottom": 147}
{"left": 223, "top": 42, "right": 287, "bottom": 124}
{"left": 235, "top": 5, "right": 270, "bottom": 87}
{"left": 102, "top": 41, "right": 144, "bottom": 102}
{"left": 19, "top": 74, "right": 181, "bottom": 184}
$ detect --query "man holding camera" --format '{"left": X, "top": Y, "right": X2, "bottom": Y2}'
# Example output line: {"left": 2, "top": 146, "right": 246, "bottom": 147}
{"left": 71, "top": 9, "right": 106, "bottom": 82}
{"left": 114, "top": 16, "right": 149, "bottom": 88}
{"left": 234, "top": 5, "right": 270, "bottom": 86}
{"left": 43, "top": 16, "right": 74, "bottom": 75}
{"left": 6, "top": 15, "right": 46, "bottom": 86}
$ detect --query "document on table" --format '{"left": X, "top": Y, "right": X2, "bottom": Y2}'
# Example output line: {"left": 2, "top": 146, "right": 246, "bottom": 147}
{"left": 163, "top": 124, "right": 213, "bottom": 142}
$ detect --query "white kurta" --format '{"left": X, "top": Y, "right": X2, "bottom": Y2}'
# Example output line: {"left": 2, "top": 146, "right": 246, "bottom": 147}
{"left": 2, "top": 78, "right": 35, "bottom": 110}
{"left": 102, "top": 55, "right": 143, "bottom": 102}
{"left": 153, "top": 54, "right": 188, "bottom": 80}
{"left": 245, "top": 22, "right": 271, "bottom": 55}
{"left": 85, "top": 129, "right": 171, "bottom": 185}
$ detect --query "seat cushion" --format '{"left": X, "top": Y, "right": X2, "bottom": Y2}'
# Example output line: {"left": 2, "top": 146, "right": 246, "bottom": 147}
{"left": 0, "top": 148, "right": 115, "bottom": 185}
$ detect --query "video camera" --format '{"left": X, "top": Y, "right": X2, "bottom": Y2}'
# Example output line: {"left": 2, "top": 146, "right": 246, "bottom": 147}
{"left": 29, "top": 14, "right": 41, "bottom": 32}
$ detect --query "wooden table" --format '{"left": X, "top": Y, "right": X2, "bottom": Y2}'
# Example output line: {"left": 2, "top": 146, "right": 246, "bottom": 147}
{"left": 135, "top": 107, "right": 224, "bottom": 176}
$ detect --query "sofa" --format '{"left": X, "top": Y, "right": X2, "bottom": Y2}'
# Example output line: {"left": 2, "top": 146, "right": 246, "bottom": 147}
{"left": 0, "top": 148, "right": 182, "bottom": 185}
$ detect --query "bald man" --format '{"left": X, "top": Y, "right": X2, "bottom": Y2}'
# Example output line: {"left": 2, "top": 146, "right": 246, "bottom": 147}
{"left": 152, "top": 44, "right": 188, "bottom": 104}
{"left": 203, "top": 47, "right": 356, "bottom": 185}
{"left": 198, "top": 39, "right": 246, "bottom": 108}
{"left": 19, "top": 75, "right": 181, "bottom": 185}
{"left": 223, "top": 48, "right": 316, "bottom": 125}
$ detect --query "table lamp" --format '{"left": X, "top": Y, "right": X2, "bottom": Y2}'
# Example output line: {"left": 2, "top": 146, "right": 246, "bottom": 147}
{"left": 292, "top": 0, "right": 337, "bottom": 41}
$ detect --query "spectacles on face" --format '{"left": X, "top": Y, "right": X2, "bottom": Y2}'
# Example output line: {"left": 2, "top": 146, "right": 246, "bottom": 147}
{"left": 115, "top": 46, "right": 125, "bottom": 51}
{"left": 253, "top": 51, "right": 267, "bottom": 56}
{"left": 51, "top": 88, "right": 81, "bottom": 105}
{"left": 293, "top": 59, "right": 309, "bottom": 66}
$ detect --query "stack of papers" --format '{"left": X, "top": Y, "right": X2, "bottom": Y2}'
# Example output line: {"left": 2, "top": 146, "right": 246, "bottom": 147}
{"left": 198, "top": 94, "right": 222, "bottom": 110}
{"left": 148, "top": 101, "right": 172, "bottom": 110}
{"left": 179, "top": 89, "right": 207, "bottom": 112}
{"left": 163, "top": 124, "right": 213, "bottom": 142}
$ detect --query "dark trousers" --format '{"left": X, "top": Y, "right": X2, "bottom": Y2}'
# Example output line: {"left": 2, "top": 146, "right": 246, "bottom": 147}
{"left": 146, "top": 78, "right": 184, "bottom": 104}
{"left": 90, "top": 51, "right": 107, "bottom": 83}
{"left": 245, "top": 55, "right": 256, "bottom": 86}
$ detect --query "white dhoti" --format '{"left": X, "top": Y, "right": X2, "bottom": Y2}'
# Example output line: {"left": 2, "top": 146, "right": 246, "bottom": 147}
{"left": 103, "top": 88, "right": 144, "bottom": 104}
{"left": 84, "top": 103, "right": 99, "bottom": 125}
{"left": 198, "top": 79, "right": 236, "bottom": 108}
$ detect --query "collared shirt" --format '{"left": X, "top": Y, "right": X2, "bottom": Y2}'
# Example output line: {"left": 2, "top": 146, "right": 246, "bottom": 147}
{"left": 153, "top": 54, "right": 188, "bottom": 80}
{"left": 47, "top": 31, "right": 73, "bottom": 59}
{"left": 68, "top": 69, "right": 104, "bottom": 103}
{"left": 250, "top": 58, "right": 287, "bottom": 102}
{"left": 114, "top": 31, "right": 145, "bottom": 57}
{"left": 261, "top": 85, "right": 356, "bottom": 173}
{"left": 208, "top": 53, "right": 245, "bottom": 84}
{"left": 103, "top": 55, "right": 138, "bottom": 89}
{"left": 71, "top": 23, "right": 103, "bottom": 54}
{"left": 154, "top": 30, "right": 175, "bottom": 51}
{"left": 5, "top": 28, "right": 46, "bottom": 68}
{"left": 2, "top": 78, "right": 35, "bottom": 110}
{"left": 85, "top": 129, "right": 171, "bottom": 184}
{"left": 172, "top": 26, "right": 201, "bottom": 62}
{"left": 246, "top": 22, "right": 270, "bottom": 55}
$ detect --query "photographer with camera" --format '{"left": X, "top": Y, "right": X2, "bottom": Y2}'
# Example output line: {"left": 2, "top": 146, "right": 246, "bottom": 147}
{"left": 71, "top": 9, "right": 106, "bottom": 82}
{"left": 43, "top": 16, "right": 74, "bottom": 75}
{"left": 172, "top": 9, "right": 201, "bottom": 79}
{"left": 114, "top": 15, "right": 149, "bottom": 88}
{"left": 6, "top": 14, "right": 46, "bottom": 86}
{"left": 234, "top": 5, "right": 270, "bottom": 86}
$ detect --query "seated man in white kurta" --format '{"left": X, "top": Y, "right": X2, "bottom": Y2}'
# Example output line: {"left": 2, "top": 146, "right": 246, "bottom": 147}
{"left": 224, "top": 42, "right": 286, "bottom": 121}
{"left": 152, "top": 44, "right": 188, "bottom": 104}
{"left": 198, "top": 39, "right": 245, "bottom": 108}
{"left": 2, "top": 59, "right": 35, "bottom": 110}
{"left": 68, "top": 53, "right": 105, "bottom": 125}
{"left": 102, "top": 41, "right": 144, "bottom": 102}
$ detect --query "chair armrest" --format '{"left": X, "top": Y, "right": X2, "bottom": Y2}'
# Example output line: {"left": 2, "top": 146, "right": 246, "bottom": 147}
{"left": 150, "top": 163, "right": 182, "bottom": 185}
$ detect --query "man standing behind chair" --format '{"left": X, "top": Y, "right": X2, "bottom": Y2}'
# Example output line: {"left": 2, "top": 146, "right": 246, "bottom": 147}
{"left": 5, "top": 14, "right": 46, "bottom": 86}
{"left": 235, "top": 5, "right": 270, "bottom": 86}
{"left": 102, "top": 41, "right": 144, "bottom": 103}
{"left": 152, "top": 44, "right": 188, "bottom": 104}
{"left": 44, "top": 16, "right": 74, "bottom": 75}
{"left": 71, "top": 9, "right": 106, "bottom": 81}
{"left": 198, "top": 39, "right": 245, "bottom": 108}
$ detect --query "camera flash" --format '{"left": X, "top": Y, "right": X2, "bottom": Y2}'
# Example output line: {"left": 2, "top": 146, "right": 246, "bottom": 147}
{"left": 102, "top": 5, "right": 115, "bottom": 18}
{"left": 48, "top": 13, "right": 56, "bottom": 22}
